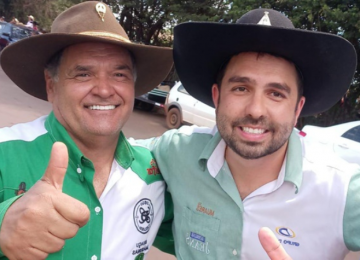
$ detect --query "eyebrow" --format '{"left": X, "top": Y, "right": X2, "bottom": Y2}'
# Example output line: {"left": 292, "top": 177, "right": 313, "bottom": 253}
{"left": 73, "top": 65, "right": 93, "bottom": 72}
{"left": 228, "top": 76, "right": 291, "bottom": 94}
{"left": 267, "top": 82, "right": 291, "bottom": 94}
{"left": 71, "top": 64, "right": 132, "bottom": 72}
{"left": 228, "top": 76, "right": 255, "bottom": 84}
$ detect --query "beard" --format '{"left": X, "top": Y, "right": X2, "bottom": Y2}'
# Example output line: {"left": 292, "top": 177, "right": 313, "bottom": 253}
{"left": 216, "top": 113, "right": 294, "bottom": 160}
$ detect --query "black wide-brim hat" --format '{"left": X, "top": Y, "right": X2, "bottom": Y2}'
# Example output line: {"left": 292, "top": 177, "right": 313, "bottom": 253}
{"left": 173, "top": 9, "right": 357, "bottom": 116}
{"left": 0, "top": 1, "right": 173, "bottom": 101}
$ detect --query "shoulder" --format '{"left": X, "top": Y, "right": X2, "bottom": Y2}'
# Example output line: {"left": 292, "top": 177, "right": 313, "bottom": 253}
{"left": 0, "top": 116, "right": 48, "bottom": 144}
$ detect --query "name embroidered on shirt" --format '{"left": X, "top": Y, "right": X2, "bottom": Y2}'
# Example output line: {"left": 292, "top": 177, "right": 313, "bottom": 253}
{"left": 132, "top": 240, "right": 149, "bottom": 256}
{"left": 147, "top": 159, "right": 160, "bottom": 176}
{"left": 196, "top": 202, "right": 215, "bottom": 216}
{"left": 186, "top": 232, "right": 210, "bottom": 254}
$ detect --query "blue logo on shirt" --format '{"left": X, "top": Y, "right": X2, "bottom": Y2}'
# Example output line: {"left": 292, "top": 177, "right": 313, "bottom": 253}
{"left": 276, "top": 227, "right": 296, "bottom": 238}
{"left": 190, "top": 232, "right": 206, "bottom": 243}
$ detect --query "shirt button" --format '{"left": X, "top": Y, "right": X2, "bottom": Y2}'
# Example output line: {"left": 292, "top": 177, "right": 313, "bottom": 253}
{"left": 95, "top": 206, "right": 101, "bottom": 213}
{"left": 233, "top": 249, "right": 238, "bottom": 256}
{"left": 91, "top": 255, "right": 97, "bottom": 260}
{"left": 77, "top": 167, "right": 82, "bottom": 174}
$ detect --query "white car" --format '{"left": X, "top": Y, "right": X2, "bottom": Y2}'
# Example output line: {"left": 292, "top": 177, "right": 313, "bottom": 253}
{"left": 165, "top": 82, "right": 215, "bottom": 129}
{"left": 302, "top": 121, "right": 360, "bottom": 165}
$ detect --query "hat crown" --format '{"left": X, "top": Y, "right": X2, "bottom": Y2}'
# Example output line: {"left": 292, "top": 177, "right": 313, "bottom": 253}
{"left": 51, "top": 1, "right": 129, "bottom": 41}
{"left": 236, "top": 9, "right": 294, "bottom": 29}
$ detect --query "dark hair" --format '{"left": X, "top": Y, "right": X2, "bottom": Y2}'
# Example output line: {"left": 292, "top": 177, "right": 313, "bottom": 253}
{"left": 216, "top": 52, "right": 304, "bottom": 102}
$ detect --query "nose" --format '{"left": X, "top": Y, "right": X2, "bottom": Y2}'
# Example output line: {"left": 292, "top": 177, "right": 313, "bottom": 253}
{"left": 92, "top": 74, "right": 115, "bottom": 98}
{"left": 244, "top": 92, "right": 266, "bottom": 119}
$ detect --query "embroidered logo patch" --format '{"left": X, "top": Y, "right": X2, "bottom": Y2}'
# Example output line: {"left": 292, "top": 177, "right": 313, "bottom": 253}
{"left": 275, "top": 226, "right": 300, "bottom": 247}
{"left": 147, "top": 159, "right": 160, "bottom": 176}
{"left": 132, "top": 239, "right": 149, "bottom": 257}
{"left": 186, "top": 232, "right": 210, "bottom": 254}
{"left": 15, "top": 182, "right": 26, "bottom": 195}
{"left": 133, "top": 199, "right": 154, "bottom": 234}
{"left": 196, "top": 202, "right": 215, "bottom": 216}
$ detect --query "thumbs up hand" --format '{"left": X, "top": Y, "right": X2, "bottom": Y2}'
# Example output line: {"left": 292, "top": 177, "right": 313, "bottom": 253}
{"left": 0, "top": 142, "right": 90, "bottom": 259}
{"left": 259, "top": 227, "right": 292, "bottom": 260}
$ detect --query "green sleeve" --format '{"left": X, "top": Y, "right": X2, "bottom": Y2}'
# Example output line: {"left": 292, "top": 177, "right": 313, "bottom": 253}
{"left": 343, "top": 170, "right": 360, "bottom": 251}
{"left": 153, "top": 190, "right": 175, "bottom": 255}
{"left": 0, "top": 195, "right": 24, "bottom": 257}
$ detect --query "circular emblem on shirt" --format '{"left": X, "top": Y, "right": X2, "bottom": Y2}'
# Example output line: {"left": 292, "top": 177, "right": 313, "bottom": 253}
{"left": 133, "top": 198, "right": 154, "bottom": 234}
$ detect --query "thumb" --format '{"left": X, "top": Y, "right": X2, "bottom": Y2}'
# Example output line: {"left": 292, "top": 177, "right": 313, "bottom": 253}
{"left": 42, "top": 142, "right": 69, "bottom": 191}
{"left": 258, "top": 227, "right": 292, "bottom": 260}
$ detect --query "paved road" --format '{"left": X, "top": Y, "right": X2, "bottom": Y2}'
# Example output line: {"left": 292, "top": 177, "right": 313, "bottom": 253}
{"left": 1, "top": 67, "right": 359, "bottom": 260}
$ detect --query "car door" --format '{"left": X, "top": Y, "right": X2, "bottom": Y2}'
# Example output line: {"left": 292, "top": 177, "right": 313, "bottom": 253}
{"left": 175, "top": 84, "right": 196, "bottom": 124}
{"left": 333, "top": 125, "right": 360, "bottom": 165}
{"left": 192, "top": 100, "right": 215, "bottom": 128}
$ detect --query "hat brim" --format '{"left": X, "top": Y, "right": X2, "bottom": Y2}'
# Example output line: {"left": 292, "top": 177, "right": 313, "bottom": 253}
{"left": 1, "top": 33, "right": 173, "bottom": 100}
{"left": 173, "top": 22, "right": 357, "bottom": 116}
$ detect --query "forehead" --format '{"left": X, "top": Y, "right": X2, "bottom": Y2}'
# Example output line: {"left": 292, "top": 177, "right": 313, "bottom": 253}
{"left": 225, "top": 52, "right": 296, "bottom": 74}
{"left": 62, "top": 42, "right": 132, "bottom": 64}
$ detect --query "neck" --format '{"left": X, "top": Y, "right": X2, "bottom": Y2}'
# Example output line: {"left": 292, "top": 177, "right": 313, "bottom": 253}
{"left": 72, "top": 133, "right": 120, "bottom": 198}
{"left": 226, "top": 142, "right": 288, "bottom": 200}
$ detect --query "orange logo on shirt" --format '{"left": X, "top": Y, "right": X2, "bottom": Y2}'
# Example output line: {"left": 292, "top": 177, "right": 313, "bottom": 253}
{"left": 147, "top": 159, "right": 160, "bottom": 176}
{"left": 196, "top": 203, "right": 215, "bottom": 216}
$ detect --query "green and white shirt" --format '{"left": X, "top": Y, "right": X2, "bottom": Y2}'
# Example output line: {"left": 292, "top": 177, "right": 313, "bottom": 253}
{"left": 0, "top": 112, "right": 173, "bottom": 260}
{"left": 140, "top": 125, "right": 360, "bottom": 260}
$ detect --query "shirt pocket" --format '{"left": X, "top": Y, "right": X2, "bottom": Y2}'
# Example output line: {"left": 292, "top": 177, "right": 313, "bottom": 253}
{"left": 178, "top": 206, "right": 220, "bottom": 260}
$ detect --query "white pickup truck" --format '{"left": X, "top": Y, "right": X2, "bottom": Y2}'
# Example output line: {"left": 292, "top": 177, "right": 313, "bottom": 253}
{"left": 165, "top": 82, "right": 216, "bottom": 129}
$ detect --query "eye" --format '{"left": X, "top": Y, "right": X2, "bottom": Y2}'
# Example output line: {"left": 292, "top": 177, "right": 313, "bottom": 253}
{"left": 76, "top": 73, "right": 90, "bottom": 77}
{"left": 233, "top": 86, "right": 247, "bottom": 92}
{"left": 115, "top": 73, "right": 125, "bottom": 77}
{"left": 270, "top": 91, "right": 286, "bottom": 98}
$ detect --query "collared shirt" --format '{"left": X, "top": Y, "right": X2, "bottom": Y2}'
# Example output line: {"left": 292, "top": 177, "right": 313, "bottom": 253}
{"left": 140, "top": 125, "right": 360, "bottom": 260}
{"left": 0, "top": 112, "right": 171, "bottom": 260}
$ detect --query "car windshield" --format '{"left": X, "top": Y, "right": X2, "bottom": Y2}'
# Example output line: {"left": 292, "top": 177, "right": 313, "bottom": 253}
{"left": 12, "top": 26, "right": 31, "bottom": 39}
{"left": 341, "top": 125, "right": 360, "bottom": 142}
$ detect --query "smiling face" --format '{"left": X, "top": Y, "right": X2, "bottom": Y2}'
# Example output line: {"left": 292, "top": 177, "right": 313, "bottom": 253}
{"left": 45, "top": 42, "right": 135, "bottom": 144}
{"left": 212, "top": 52, "right": 305, "bottom": 160}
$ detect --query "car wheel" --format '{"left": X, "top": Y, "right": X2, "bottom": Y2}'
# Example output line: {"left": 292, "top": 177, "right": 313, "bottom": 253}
{"left": 166, "top": 107, "right": 182, "bottom": 129}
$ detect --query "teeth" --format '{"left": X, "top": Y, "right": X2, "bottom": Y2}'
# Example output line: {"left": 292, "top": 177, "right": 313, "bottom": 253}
{"left": 88, "top": 105, "right": 116, "bottom": 110}
{"left": 242, "top": 127, "right": 265, "bottom": 134}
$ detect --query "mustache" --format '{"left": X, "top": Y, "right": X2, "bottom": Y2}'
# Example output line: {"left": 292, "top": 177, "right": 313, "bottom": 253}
{"left": 231, "top": 115, "right": 275, "bottom": 130}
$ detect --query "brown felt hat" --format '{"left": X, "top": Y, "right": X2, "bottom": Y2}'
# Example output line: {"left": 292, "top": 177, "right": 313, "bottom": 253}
{"left": 0, "top": 1, "right": 173, "bottom": 100}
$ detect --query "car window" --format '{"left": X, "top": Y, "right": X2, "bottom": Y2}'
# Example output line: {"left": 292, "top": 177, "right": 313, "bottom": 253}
{"left": 178, "top": 84, "right": 189, "bottom": 95}
{"left": 341, "top": 125, "right": 360, "bottom": 142}
{"left": 0, "top": 23, "right": 10, "bottom": 34}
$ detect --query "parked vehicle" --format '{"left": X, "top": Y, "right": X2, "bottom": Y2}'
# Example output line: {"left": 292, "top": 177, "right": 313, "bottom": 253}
{"left": 165, "top": 82, "right": 215, "bottom": 129}
{"left": 135, "top": 88, "right": 168, "bottom": 111}
{"left": 0, "top": 22, "right": 33, "bottom": 51}
{"left": 302, "top": 121, "right": 360, "bottom": 165}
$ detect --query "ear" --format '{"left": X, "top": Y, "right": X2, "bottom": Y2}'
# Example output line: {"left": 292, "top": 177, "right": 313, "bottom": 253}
{"left": 44, "top": 70, "right": 55, "bottom": 103}
{"left": 212, "top": 83, "right": 220, "bottom": 109}
{"left": 294, "top": 96, "right": 306, "bottom": 126}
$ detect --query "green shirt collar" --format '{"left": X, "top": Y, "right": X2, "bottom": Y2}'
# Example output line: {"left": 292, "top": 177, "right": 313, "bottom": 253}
{"left": 44, "top": 112, "right": 134, "bottom": 169}
{"left": 284, "top": 130, "right": 303, "bottom": 193}
{"left": 198, "top": 129, "right": 303, "bottom": 191}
